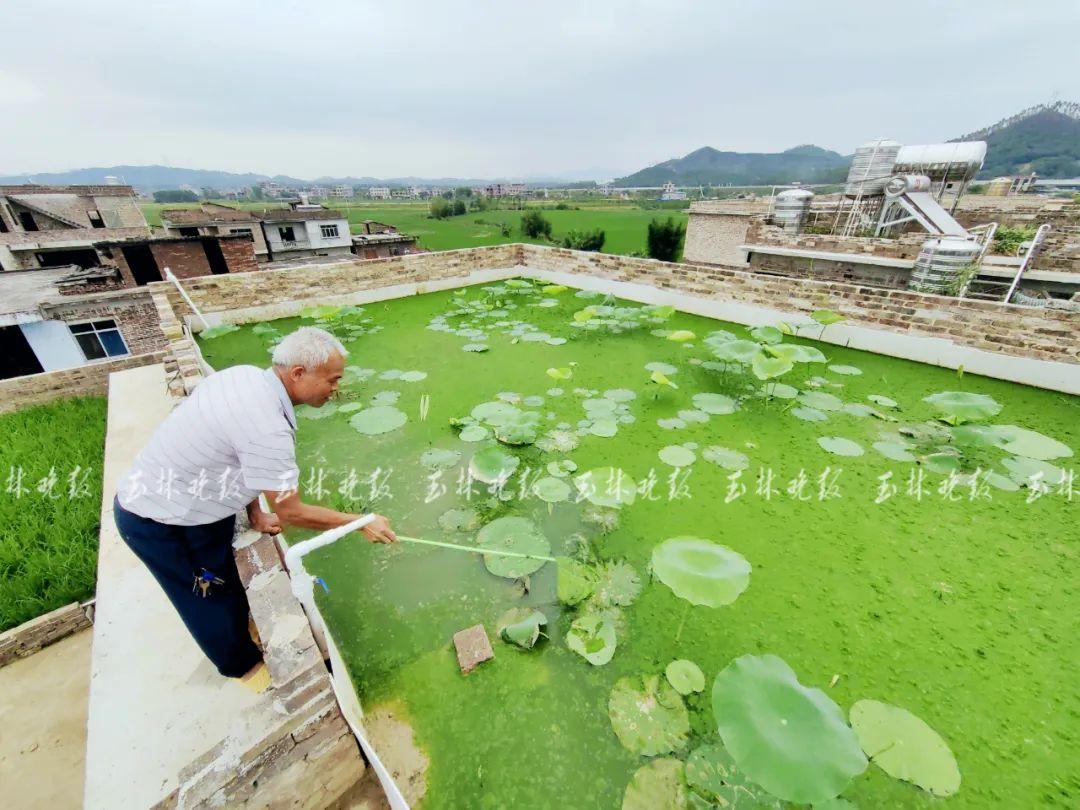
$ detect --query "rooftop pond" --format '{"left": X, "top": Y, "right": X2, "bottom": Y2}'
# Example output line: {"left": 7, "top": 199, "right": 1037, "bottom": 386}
{"left": 197, "top": 279, "right": 1078, "bottom": 809}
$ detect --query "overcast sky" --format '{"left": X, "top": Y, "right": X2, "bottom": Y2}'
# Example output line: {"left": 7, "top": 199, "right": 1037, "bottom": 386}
{"left": 3, "top": 1, "right": 1078, "bottom": 180}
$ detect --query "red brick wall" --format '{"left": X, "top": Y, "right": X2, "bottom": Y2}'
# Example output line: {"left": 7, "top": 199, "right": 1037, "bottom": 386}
{"left": 150, "top": 240, "right": 211, "bottom": 280}
{"left": 220, "top": 237, "right": 259, "bottom": 274}
{"left": 44, "top": 293, "right": 168, "bottom": 356}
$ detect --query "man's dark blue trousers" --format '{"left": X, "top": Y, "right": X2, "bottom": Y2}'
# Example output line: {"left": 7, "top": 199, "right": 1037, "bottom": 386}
{"left": 112, "top": 495, "right": 263, "bottom": 678}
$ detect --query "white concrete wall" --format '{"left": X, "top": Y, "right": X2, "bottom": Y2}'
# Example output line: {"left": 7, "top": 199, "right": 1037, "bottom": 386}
{"left": 20, "top": 320, "right": 85, "bottom": 371}
{"left": 302, "top": 218, "right": 351, "bottom": 249}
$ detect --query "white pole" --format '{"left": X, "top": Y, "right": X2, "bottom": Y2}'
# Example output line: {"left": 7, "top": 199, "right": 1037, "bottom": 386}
{"left": 164, "top": 266, "right": 211, "bottom": 330}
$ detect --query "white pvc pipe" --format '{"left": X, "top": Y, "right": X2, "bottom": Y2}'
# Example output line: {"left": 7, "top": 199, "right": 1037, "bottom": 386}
{"left": 164, "top": 266, "right": 211, "bottom": 330}
{"left": 264, "top": 503, "right": 411, "bottom": 809}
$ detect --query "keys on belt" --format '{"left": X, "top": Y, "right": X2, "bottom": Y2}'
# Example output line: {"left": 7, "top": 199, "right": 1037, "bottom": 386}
{"left": 193, "top": 568, "right": 226, "bottom": 597}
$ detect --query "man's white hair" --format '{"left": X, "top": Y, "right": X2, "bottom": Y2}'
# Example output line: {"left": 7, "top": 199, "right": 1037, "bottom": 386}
{"left": 271, "top": 326, "right": 348, "bottom": 370}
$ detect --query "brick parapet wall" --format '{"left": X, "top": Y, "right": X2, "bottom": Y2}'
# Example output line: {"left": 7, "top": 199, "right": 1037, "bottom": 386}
{"left": 520, "top": 244, "right": 1078, "bottom": 365}
{"left": 0, "top": 351, "right": 167, "bottom": 414}
{"left": 44, "top": 289, "right": 169, "bottom": 357}
{"left": 745, "top": 219, "right": 925, "bottom": 259}
{"left": 0, "top": 602, "right": 92, "bottom": 667}
{"left": 747, "top": 252, "right": 911, "bottom": 289}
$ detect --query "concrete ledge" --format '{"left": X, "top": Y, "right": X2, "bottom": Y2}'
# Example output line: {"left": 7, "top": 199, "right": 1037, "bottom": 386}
{"left": 0, "top": 351, "right": 167, "bottom": 415}
{"left": 0, "top": 601, "right": 92, "bottom": 668}
{"left": 741, "top": 243, "right": 917, "bottom": 269}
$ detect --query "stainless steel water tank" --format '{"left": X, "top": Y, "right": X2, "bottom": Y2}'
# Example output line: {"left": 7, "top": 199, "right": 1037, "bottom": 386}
{"left": 908, "top": 236, "right": 982, "bottom": 294}
{"left": 844, "top": 138, "right": 901, "bottom": 197}
{"left": 884, "top": 174, "right": 933, "bottom": 197}
{"left": 773, "top": 188, "right": 814, "bottom": 232}
{"left": 893, "top": 142, "right": 987, "bottom": 183}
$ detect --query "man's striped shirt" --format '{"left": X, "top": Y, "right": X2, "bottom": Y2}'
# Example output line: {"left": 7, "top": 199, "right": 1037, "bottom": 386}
{"left": 116, "top": 365, "right": 300, "bottom": 526}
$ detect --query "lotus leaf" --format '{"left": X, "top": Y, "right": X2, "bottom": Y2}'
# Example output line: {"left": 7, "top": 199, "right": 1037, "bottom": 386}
{"left": 462, "top": 343, "right": 489, "bottom": 352}
{"left": 817, "top": 437, "right": 864, "bottom": 457}
{"left": 475, "top": 516, "right": 550, "bottom": 578}
{"left": 575, "top": 467, "right": 637, "bottom": 508}
{"left": 677, "top": 409, "right": 709, "bottom": 424}
{"left": 842, "top": 403, "right": 876, "bottom": 418}
{"left": 471, "top": 401, "right": 520, "bottom": 426}
{"left": 646, "top": 361, "right": 679, "bottom": 375}
{"left": 749, "top": 325, "right": 783, "bottom": 345}
{"left": 399, "top": 370, "right": 427, "bottom": 382}
{"left": 799, "top": 391, "right": 843, "bottom": 411}
{"left": 659, "top": 445, "right": 697, "bottom": 467}
{"left": 566, "top": 614, "right": 618, "bottom": 666}
{"left": 668, "top": 330, "right": 696, "bottom": 342}
{"left": 547, "top": 367, "right": 573, "bottom": 380}
{"left": 685, "top": 743, "right": 782, "bottom": 808}
{"left": 622, "top": 759, "right": 688, "bottom": 810}
{"left": 588, "top": 561, "right": 643, "bottom": 608}
{"left": 533, "top": 476, "right": 571, "bottom": 503}
{"left": 873, "top": 442, "right": 915, "bottom": 462}
{"left": 921, "top": 452, "right": 962, "bottom": 474}
{"left": 829, "top": 365, "right": 862, "bottom": 376}
{"left": 297, "top": 403, "right": 338, "bottom": 420}
{"left": 702, "top": 446, "right": 749, "bottom": 471}
{"left": 666, "top": 660, "right": 706, "bottom": 695}
{"left": 1000, "top": 456, "right": 1067, "bottom": 487}
{"left": 573, "top": 306, "right": 598, "bottom": 323}
{"left": 371, "top": 391, "right": 401, "bottom": 406}
{"left": 764, "top": 383, "right": 799, "bottom": 399}
{"left": 711, "top": 654, "right": 867, "bottom": 804}
{"left": 494, "top": 411, "right": 541, "bottom": 446}
{"left": 557, "top": 556, "right": 598, "bottom": 605}
{"left": 348, "top": 406, "right": 407, "bottom": 435}
{"left": 849, "top": 699, "right": 960, "bottom": 797}
{"left": 811, "top": 309, "right": 845, "bottom": 326}
{"left": 923, "top": 391, "right": 1002, "bottom": 425}
{"left": 438, "top": 508, "right": 480, "bottom": 532}
{"left": 991, "top": 425, "right": 1072, "bottom": 461}
{"left": 546, "top": 459, "right": 577, "bottom": 478}
{"left": 652, "top": 537, "right": 751, "bottom": 607}
{"left": 459, "top": 425, "right": 489, "bottom": 442}
{"left": 868, "top": 394, "right": 898, "bottom": 409}
{"left": 379, "top": 369, "right": 403, "bottom": 380}
{"left": 711, "top": 340, "right": 762, "bottom": 364}
{"left": 609, "top": 675, "right": 690, "bottom": 755}
{"left": 752, "top": 353, "right": 793, "bottom": 381}
{"left": 420, "top": 448, "right": 461, "bottom": 469}
{"left": 542, "top": 284, "right": 567, "bottom": 294}
{"left": 604, "top": 388, "right": 637, "bottom": 402}
{"left": 469, "top": 445, "right": 520, "bottom": 484}
{"left": 692, "top": 393, "right": 738, "bottom": 415}
{"left": 583, "top": 398, "right": 618, "bottom": 415}
{"left": 589, "top": 419, "right": 619, "bottom": 438}
{"left": 498, "top": 608, "right": 547, "bottom": 650}
{"left": 658, "top": 417, "right": 687, "bottom": 430}
{"left": 792, "top": 407, "right": 828, "bottom": 423}
{"left": 338, "top": 402, "right": 363, "bottom": 413}
{"left": 536, "top": 429, "right": 579, "bottom": 453}
{"left": 199, "top": 324, "right": 240, "bottom": 339}
{"left": 767, "top": 343, "right": 828, "bottom": 364}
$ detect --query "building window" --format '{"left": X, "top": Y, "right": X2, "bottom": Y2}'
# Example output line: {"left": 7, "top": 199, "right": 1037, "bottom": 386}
{"left": 320, "top": 224, "right": 339, "bottom": 239}
{"left": 88, "top": 209, "right": 106, "bottom": 228}
{"left": 278, "top": 225, "right": 295, "bottom": 242}
{"left": 229, "top": 228, "right": 253, "bottom": 240}
{"left": 69, "top": 319, "right": 129, "bottom": 361}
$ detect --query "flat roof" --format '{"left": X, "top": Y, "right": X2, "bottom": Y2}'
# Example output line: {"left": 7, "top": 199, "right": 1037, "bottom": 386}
{"left": 0, "top": 267, "right": 71, "bottom": 319}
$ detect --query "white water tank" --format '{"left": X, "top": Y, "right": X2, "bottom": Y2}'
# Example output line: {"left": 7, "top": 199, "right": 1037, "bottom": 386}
{"left": 884, "top": 174, "right": 933, "bottom": 197}
{"left": 908, "top": 236, "right": 982, "bottom": 294}
{"left": 845, "top": 138, "right": 901, "bottom": 197}
{"left": 894, "top": 142, "right": 986, "bottom": 183}
{"left": 773, "top": 188, "right": 814, "bottom": 232}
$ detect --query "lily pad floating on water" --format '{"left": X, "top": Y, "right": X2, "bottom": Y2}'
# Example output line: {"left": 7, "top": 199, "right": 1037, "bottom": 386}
{"left": 923, "top": 391, "right": 1002, "bottom": 425}
{"left": 1000, "top": 456, "right": 1067, "bottom": 487}
{"left": 399, "top": 370, "right": 427, "bottom": 382}
{"left": 829, "top": 364, "right": 862, "bottom": 376}
{"left": 991, "top": 425, "right": 1073, "bottom": 461}
{"left": 768, "top": 343, "right": 828, "bottom": 364}
{"left": 750, "top": 325, "right": 784, "bottom": 344}
{"left": 651, "top": 537, "right": 751, "bottom": 608}
{"left": 658, "top": 417, "right": 687, "bottom": 430}
{"left": 437, "top": 508, "right": 481, "bottom": 533}
{"left": 659, "top": 445, "right": 697, "bottom": 467}
{"left": 711, "top": 654, "right": 867, "bottom": 804}
{"left": 588, "top": 419, "right": 619, "bottom": 438}
{"left": 296, "top": 403, "right": 338, "bottom": 420}
{"left": 761, "top": 382, "right": 799, "bottom": 399}
{"left": 668, "top": 330, "right": 696, "bottom": 342}
{"left": 685, "top": 743, "right": 782, "bottom": 808}
{"left": 547, "top": 367, "right": 573, "bottom": 380}
{"left": 849, "top": 699, "right": 960, "bottom": 797}
{"left": 533, "top": 476, "right": 572, "bottom": 503}
{"left": 498, "top": 608, "right": 547, "bottom": 650}
{"left": 792, "top": 406, "right": 829, "bottom": 423}
{"left": 868, "top": 394, "right": 898, "bottom": 409}
{"left": 419, "top": 448, "right": 461, "bottom": 470}
{"left": 462, "top": 343, "right": 489, "bottom": 352}
{"left": 589, "top": 561, "right": 643, "bottom": 608}
{"left": 702, "top": 446, "right": 750, "bottom": 471}
{"left": 566, "top": 614, "right": 618, "bottom": 665}
{"left": 665, "top": 659, "right": 706, "bottom": 695}
{"left": 546, "top": 459, "right": 577, "bottom": 478}
{"left": 348, "top": 405, "right": 408, "bottom": 436}
{"left": 575, "top": 467, "right": 637, "bottom": 508}
{"left": 622, "top": 758, "right": 688, "bottom": 810}
{"left": 475, "top": 516, "right": 550, "bottom": 578}
{"left": 711, "top": 339, "right": 762, "bottom": 364}
{"left": 459, "top": 425, "right": 489, "bottom": 442}
{"left": 199, "top": 323, "right": 240, "bottom": 339}
{"left": 609, "top": 675, "right": 691, "bottom": 756}
{"left": 692, "top": 392, "right": 738, "bottom": 415}
{"left": 799, "top": 391, "right": 843, "bottom": 411}
{"left": 817, "top": 437, "right": 864, "bottom": 457}
{"left": 873, "top": 441, "right": 916, "bottom": 462}
{"left": 469, "top": 445, "right": 520, "bottom": 484}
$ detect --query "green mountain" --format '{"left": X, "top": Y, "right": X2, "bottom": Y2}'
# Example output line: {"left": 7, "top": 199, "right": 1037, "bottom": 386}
{"left": 952, "top": 102, "right": 1080, "bottom": 178}
{"left": 612, "top": 144, "right": 850, "bottom": 188}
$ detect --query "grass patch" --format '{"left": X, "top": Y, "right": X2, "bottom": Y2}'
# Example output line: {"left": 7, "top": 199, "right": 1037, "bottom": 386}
{"left": 0, "top": 397, "right": 106, "bottom": 631}
{"left": 140, "top": 200, "right": 688, "bottom": 256}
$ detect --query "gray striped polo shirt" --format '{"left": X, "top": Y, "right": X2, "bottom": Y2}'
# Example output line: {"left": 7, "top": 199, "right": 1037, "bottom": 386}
{"left": 116, "top": 365, "right": 301, "bottom": 526}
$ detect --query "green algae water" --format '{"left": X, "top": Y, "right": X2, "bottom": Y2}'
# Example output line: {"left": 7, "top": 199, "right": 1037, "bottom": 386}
{"left": 198, "top": 280, "right": 1078, "bottom": 809}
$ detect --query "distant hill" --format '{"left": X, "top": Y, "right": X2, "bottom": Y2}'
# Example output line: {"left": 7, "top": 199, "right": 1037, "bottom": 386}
{"left": 613, "top": 145, "right": 850, "bottom": 188}
{"left": 952, "top": 102, "right": 1080, "bottom": 178}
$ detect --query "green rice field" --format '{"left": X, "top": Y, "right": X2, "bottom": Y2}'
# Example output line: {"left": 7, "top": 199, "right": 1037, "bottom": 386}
{"left": 196, "top": 280, "right": 1078, "bottom": 809}
{"left": 140, "top": 201, "right": 688, "bottom": 256}
{"left": 0, "top": 397, "right": 106, "bottom": 631}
